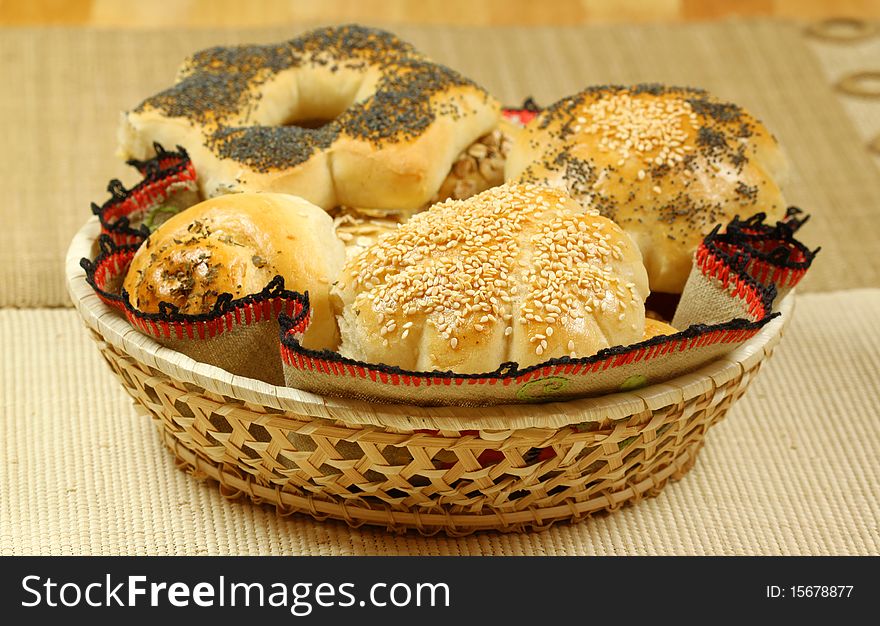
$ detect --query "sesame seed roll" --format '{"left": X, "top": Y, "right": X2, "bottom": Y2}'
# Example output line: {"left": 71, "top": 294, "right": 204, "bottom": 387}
{"left": 505, "top": 84, "right": 788, "bottom": 294}
{"left": 333, "top": 182, "right": 649, "bottom": 373}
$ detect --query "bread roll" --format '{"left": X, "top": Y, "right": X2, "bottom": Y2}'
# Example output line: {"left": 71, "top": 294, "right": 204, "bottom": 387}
{"left": 506, "top": 85, "right": 788, "bottom": 293}
{"left": 118, "top": 25, "right": 500, "bottom": 214}
{"left": 334, "top": 183, "right": 650, "bottom": 373}
{"left": 428, "top": 127, "right": 511, "bottom": 204}
{"left": 123, "top": 192, "right": 346, "bottom": 349}
{"left": 644, "top": 318, "right": 677, "bottom": 339}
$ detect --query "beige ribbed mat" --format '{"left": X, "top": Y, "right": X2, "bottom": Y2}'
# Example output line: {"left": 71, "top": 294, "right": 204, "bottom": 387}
{"left": 2, "top": 289, "right": 878, "bottom": 556}
{"left": 2, "top": 20, "right": 880, "bottom": 307}
{"left": 807, "top": 29, "right": 880, "bottom": 167}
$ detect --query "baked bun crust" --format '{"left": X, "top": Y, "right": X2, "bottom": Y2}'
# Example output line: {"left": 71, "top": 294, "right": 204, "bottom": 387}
{"left": 118, "top": 25, "right": 500, "bottom": 214}
{"left": 123, "top": 193, "right": 346, "bottom": 349}
{"left": 334, "top": 183, "right": 650, "bottom": 373}
{"left": 506, "top": 85, "right": 788, "bottom": 293}
{"left": 643, "top": 318, "right": 677, "bottom": 339}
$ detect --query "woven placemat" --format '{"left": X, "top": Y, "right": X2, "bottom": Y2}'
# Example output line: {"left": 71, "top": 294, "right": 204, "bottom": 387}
{"left": 2, "top": 20, "right": 879, "bottom": 307}
{"left": 805, "top": 23, "right": 880, "bottom": 166}
{"left": 2, "top": 289, "right": 878, "bottom": 555}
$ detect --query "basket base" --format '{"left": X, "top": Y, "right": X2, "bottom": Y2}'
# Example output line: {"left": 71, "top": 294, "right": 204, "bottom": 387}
{"left": 88, "top": 318, "right": 776, "bottom": 537}
{"left": 158, "top": 427, "right": 705, "bottom": 537}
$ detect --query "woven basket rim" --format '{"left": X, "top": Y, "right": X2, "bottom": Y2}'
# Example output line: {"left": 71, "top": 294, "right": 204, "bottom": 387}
{"left": 66, "top": 217, "right": 793, "bottom": 431}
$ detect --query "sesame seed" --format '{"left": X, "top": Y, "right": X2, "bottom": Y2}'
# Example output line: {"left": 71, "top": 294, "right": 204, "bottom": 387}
{"left": 344, "top": 182, "right": 644, "bottom": 355}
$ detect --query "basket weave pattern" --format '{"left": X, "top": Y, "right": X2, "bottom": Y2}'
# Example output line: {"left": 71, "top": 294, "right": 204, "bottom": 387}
{"left": 88, "top": 326, "right": 770, "bottom": 535}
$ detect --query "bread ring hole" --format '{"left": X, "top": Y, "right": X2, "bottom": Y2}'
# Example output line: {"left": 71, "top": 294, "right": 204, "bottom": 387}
{"left": 277, "top": 87, "right": 354, "bottom": 129}
{"left": 266, "top": 65, "right": 370, "bottom": 130}
{"left": 280, "top": 113, "right": 338, "bottom": 130}
{"left": 277, "top": 94, "right": 351, "bottom": 130}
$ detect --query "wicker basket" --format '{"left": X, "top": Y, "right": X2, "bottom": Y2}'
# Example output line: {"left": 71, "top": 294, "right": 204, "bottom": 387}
{"left": 66, "top": 218, "right": 793, "bottom": 535}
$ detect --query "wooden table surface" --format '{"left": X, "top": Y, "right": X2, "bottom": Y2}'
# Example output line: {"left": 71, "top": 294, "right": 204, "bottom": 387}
{"left": 2, "top": 0, "right": 879, "bottom": 27}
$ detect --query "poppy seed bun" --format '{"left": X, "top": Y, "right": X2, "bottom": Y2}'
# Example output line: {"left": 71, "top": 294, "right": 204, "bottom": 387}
{"left": 506, "top": 84, "right": 788, "bottom": 293}
{"left": 118, "top": 25, "right": 500, "bottom": 214}
{"left": 333, "top": 182, "right": 650, "bottom": 373}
